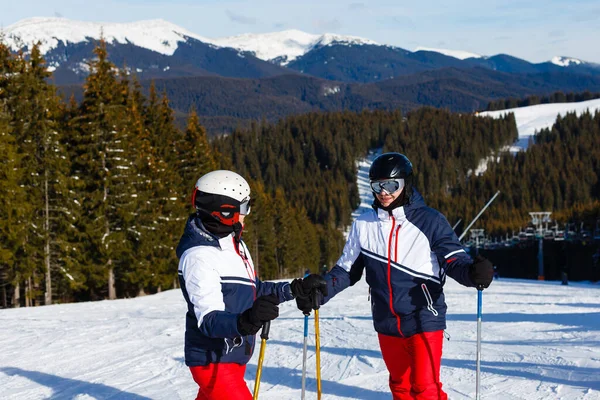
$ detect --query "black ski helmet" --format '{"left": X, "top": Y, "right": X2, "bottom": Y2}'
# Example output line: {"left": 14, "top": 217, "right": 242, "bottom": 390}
{"left": 369, "top": 152, "right": 414, "bottom": 197}
{"left": 369, "top": 152, "right": 413, "bottom": 181}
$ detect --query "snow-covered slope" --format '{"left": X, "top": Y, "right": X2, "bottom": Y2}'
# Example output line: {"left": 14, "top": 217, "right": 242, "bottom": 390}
{"left": 414, "top": 46, "right": 482, "bottom": 60}
{"left": 479, "top": 98, "right": 600, "bottom": 151}
{"left": 212, "top": 30, "right": 378, "bottom": 65}
{"left": 0, "top": 277, "right": 598, "bottom": 399}
{"left": 4, "top": 17, "right": 215, "bottom": 56}
{"left": 551, "top": 56, "right": 584, "bottom": 67}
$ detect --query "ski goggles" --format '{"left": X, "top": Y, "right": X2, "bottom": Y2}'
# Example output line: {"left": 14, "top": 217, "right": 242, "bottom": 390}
{"left": 240, "top": 196, "right": 253, "bottom": 215}
{"left": 370, "top": 179, "right": 405, "bottom": 194}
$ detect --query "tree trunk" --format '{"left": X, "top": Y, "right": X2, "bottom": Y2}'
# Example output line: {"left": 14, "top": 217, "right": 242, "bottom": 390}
{"left": 44, "top": 170, "right": 52, "bottom": 305}
{"left": 13, "top": 281, "right": 20, "bottom": 308}
{"left": 103, "top": 150, "right": 116, "bottom": 301}
{"left": 1, "top": 284, "right": 6, "bottom": 308}
{"left": 26, "top": 277, "right": 32, "bottom": 307}
{"left": 108, "top": 262, "right": 116, "bottom": 300}
{"left": 138, "top": 287, "right": 146, "bottom": 297}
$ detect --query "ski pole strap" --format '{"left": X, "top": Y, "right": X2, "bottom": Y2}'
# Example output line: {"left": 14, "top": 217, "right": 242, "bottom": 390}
{"left": 260, "top": 321, "right": 271, "bottom": 340}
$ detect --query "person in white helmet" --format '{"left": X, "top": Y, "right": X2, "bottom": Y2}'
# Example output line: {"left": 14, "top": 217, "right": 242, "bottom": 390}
{"left": 176, "top": 170, "right": 326, "bottom": 400}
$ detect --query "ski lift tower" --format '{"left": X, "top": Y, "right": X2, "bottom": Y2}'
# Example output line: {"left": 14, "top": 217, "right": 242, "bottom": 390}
{"left": 470, "top": 229, "right": 485, "bottom": 256}
{"left": 529, "top": 211, "right": 552, "bottom": 280}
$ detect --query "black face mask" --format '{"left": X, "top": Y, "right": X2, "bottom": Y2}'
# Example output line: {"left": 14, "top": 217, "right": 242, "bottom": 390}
{"left": 373, "top": 188, "right": 409, "bottom": 212}
{"left": 197, "top": 209, "right": 235, "bottom": 238}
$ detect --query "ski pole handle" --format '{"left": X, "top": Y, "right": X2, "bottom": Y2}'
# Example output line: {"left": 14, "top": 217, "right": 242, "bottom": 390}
{"left": 312, "top": 289, "right": 321, "bottom": 310}
{"left": 260, "top": 321, "right": 271, "bottom": 340}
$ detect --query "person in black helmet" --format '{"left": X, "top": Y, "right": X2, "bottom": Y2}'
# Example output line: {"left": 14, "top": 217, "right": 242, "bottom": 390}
{"left": 295, "top": 153, "right": 494, "bottom": 400}
{"left": 176, "top": 170, "right": 326, "bottom": 400}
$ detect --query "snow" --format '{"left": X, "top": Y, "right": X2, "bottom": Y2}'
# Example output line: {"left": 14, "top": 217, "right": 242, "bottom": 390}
{"left": 414, "top": 47, "right": 482, "bottom": 60}
{"left": 1, "top": 277, "right": 599, "bottom": 399}
{"left": 351, "top": 148, "right": 381, "bottom": 221}
{"left": 4, "top": 17, "right": 214, "bottom": 56}
{"left": 322, "top": 85, "right": 341, "bottom": 96}
{"left": 211, "top": 30, "right": 377, "bottom": 65}
{"left": 1, "top": 148, "right": 600, "bottom": 399}
{"left": 478, "top": 98, "right": 600, "bottom": 151}
{"left": 551, "top": 56, "right": 584, "bottom": 67}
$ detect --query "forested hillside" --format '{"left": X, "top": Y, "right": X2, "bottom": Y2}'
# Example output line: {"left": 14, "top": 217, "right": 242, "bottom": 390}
{"left": 215, "top": 108, "right": 518, "bottom": 234}
{"left": 0, "top": 41, "right": 329, "bottom": 308}
{"left": 56, "top": 67, "right": 600, "bottom": 135}
{"left": 431, "top": 110, "right": 600, "bottom": 233}
{"left": 486, "top": 91, "right": 600, "bottom": 111}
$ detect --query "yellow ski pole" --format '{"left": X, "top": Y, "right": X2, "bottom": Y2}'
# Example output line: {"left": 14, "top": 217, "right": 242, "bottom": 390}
{"left": 313, "top": 292, "right": 322, "bottom": 400}
{"left": 253, "top": 321, "right": 271, "bottom": 400}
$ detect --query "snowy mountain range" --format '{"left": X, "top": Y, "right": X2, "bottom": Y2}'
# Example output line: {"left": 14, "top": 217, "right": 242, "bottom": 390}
{"left": 211, "top": 29, "right": 379, "bottom": 65}
{"left": 4, "top": 17, "right": 600, "bottom": 85}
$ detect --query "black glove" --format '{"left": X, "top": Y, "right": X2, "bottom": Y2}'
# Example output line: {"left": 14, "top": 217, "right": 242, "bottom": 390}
{"left": 469, "top": 255, "right": 494, "bottom": 289}
{"left": 237, "top": 294, "right": 279, "bottom": 336}
{"left": 291, "top": 274, "right": 328, "bottom": 314}
{"left": 291, "top": 274, "right": 328, "bottom": 298}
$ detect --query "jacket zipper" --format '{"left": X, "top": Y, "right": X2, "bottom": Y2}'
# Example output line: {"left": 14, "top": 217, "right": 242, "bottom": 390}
{"left": 394, "top": 224, "right": 401, "bottom": 262}
{"left": 386, "top": 215, "right": 403, "bottom": 336}
{"left": 233, "top": 237, "right": 256, "bottom": 299}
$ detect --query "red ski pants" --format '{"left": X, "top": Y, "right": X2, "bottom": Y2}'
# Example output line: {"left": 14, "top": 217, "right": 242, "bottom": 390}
{"left": 378, "top": 330, "right": 448, "bottom": 400}
{"left": 190, "top": 363, "right": 252, "bottom": 400}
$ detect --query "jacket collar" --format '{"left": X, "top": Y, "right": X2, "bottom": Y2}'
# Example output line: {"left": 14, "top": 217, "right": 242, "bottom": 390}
{"left": 176, "top": 214, "right": 226, "bottom": 258}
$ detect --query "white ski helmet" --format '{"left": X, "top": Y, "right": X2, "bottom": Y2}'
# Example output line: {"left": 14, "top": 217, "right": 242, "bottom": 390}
{"left": 191, "top": 170, "right": 251, "bottom": 226}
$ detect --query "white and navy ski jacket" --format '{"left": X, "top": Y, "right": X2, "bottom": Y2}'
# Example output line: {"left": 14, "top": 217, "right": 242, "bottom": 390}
{"left": 176, "top": 215, "right": 294, "bottom": 366}
{"left": 322, "top": 190, "right": 475, "bottom": 338}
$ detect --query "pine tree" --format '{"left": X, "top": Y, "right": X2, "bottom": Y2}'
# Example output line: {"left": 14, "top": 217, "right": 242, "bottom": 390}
{"left": 7, "top": 44, "right": 73, "bottom": 305}
{"left": 142, "top": 84, "right": 184, "bottom": 290}
{"left": 175, "top": 110, "right": 218, "bottom": 205}
{"left": 0, "top": 87, "right": 27, "bottom": 308}
{"left": 68, "top": 40, "right": 135, "bottom": 300}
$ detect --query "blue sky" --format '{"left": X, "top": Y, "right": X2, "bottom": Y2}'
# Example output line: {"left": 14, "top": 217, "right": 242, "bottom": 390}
{"left": 2, "top": 0, "right": 599, "bottom": 63}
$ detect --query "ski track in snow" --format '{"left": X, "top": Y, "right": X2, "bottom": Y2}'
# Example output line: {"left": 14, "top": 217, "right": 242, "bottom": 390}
{"left": 1, "top": 150, "right": 600, "bottom": 399}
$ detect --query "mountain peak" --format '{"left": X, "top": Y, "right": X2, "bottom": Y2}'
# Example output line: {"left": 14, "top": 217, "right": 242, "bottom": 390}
{"left": 551, "top": 56, "right": 584, "bottom": 67}
{"left": 212, "top": 30, "right": 377, "bottom": 65}
{"left": 414, "top": 46, "right": 482, "bottom": 60}
{"left": 4, "top": 17, "right": 214, "bottom": 56}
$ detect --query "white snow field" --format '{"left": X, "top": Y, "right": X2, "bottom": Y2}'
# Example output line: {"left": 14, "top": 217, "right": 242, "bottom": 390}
{"left": 0, "top": 277, "right": 599, "bottom": 399}
{"left": 479, "top": 98, "right": 600, "bottom": 151}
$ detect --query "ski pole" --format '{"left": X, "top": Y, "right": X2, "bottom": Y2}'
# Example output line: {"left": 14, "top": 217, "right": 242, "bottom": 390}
{"left": 313, "top": 291, "right": 322, "bottom": 400}
{"left": 301, "top": 312, "right": 309, "bottom": 400}
{"left": 476, "top": 286, "right": 483, "bottom": 400}
{"left": 301, "top": 271, "right": 310, "bottom": 400}
{"left": 253, "top": 321, "right": 271, "bottom": 400}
